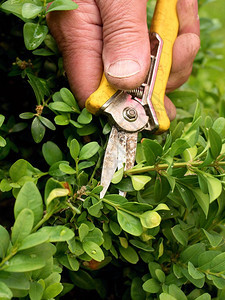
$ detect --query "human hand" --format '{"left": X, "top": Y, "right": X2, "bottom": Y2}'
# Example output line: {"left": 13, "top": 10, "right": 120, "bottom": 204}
{"left": 47, "top": 0, "right": 200, "bottom": 120}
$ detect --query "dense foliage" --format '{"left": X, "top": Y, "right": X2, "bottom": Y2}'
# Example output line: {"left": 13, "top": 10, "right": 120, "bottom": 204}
{"left": 0, "top": 0, "right": 225, "bottom": 299}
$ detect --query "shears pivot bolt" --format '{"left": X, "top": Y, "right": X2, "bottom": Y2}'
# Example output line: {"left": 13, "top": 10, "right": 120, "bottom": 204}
{"left": 123, "top": 107, "right": 138, "bottom": 122}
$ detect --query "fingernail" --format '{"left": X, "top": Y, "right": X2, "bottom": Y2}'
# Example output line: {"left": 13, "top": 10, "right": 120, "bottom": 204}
{"left": 107, "top": 59, "right": 141, "bottom": 78}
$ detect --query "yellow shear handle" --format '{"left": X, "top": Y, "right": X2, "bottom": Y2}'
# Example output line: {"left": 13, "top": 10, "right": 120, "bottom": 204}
{"left": 86, "top": 0, "right": 179, "bottom": 132}
{"left": 85, "top": 74, "right": 117, "bottom": 115}
{"left": 151, "top": 0, "right": 178, "bottom": 133}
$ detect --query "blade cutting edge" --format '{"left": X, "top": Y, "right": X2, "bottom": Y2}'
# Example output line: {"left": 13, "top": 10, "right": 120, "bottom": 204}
{"left": 100, "top": 126, "right": 118, "bottom": 198}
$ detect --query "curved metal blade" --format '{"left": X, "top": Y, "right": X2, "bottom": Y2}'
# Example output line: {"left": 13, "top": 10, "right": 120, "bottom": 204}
{"left": 100, "top": 126, "right": 118, "bottom": 198}
{"left": 118, "top": 132, "right": 138, "bottom": 197}
{"left": 100, "top": 128, "right": 138, "bottom": 199}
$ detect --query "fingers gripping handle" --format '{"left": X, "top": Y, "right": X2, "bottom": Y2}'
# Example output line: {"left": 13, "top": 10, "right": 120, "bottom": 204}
{"left": 151, "top": 0, "right": 179, "bottom": 133}
{"left": 85, "top": 0, "right": 179, "bottom": 133}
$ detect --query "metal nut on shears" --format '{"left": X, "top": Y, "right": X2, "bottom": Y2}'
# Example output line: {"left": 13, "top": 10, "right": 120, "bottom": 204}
{"left": 123, "top": 107, "right": 138, "bottom": 122}
{"left": 102, "top": 92, "right": 149, "bottom": 133}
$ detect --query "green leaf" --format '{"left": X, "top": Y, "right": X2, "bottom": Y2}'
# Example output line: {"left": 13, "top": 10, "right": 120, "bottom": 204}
{"left": 142, "top": 278, "right": 161, "bottom": 293}
{"left": 77, "top": 123, "right": 97, "bottom": 135}
{"left": 46, "top": 187, "right": 69, "bottom": 206}
{"left": 188, "top": 262, "right": 205, "bottom": 279}
{"left": 18, "top": 231, "right": 49, "bottom": 251}
{"left": 19, "top": 112, "right": 35, "bottom": 119}
{"left": 192, "top": 188, "right": 210, "bottom": 217}
{"left": 49, "top": 102, "right": 74, "bottom": 112}
{"left": 142, "top": 139, "right": 163, "bottom": 165}
{"left": 130, "top": 240, "right": 154, "bottom": 252}
{"left": 54, "top": 115, "right": 70, "bottom": 125}
{"left": 87, "top": 200, "right": 103, "bottom": 217}
{"left": 38, "top": 116, "right": 56, "bottom": 130}
{"left": 198, "top": 251, "right": 221, "bottom": 270}
{"left": 208, "top": 275, "right": 225, "bottom": 289}
{"left": 195, "top": 294, "right": 211, "bottom": 300}
{"left": 131, "top": 277, "right": 146, "bottom": 300}
{"left": 0, "top": 271, "right": 30, "bottom": 291}
{"left": 27, "top": 73, "right": 50, "bottom": 105}
{"left": 69, "top": 119, "right": 83, "bottom": 128}
{"left": 168, "top": 90, "right": 197, "bottom": 108}
{"left": 154, "top": 203, "right": 170, "bottom": 211}
{"left": 182, "top": 146, "right": 198, "bottom": 162}
{"left": 111, "top": 167, "right": 124, "bottom": 184}
{"left": 193, "top": 100, "right": 202, "bottom": 122}
{"left": 11, "top": 208, "right": 34, "bottom": 245}
{"left": 170, "top": 138, "right": 190, "bottom": 156}
{"left": 32, "top": 48, "right": 54, "bottom": 56}
{"left": 1, "top": 0, "right": 23, "bottom": 18}
{"left": 197, "top": 173, "right": 208, "bottom": 194}
{"left": 3, "top": 254, "right": 45, "bottom": 273}
{"left": 171, "top": 121, "right": 184, "bottom": 142}
{"left": 204, "top": 174, "right": 222, "bottom": 202}
{"left": 0, "top": 114, "right": 5, "bottom": 127}
{"left": 42, "top": 141, "right": 63, "bottom": 166}
{"left": 159, "top": 293, "right": 176, "bottom": 300}
{"left": 42, "top": 283, "right": 63, "bottom": 299}
{"left": 209, "top": 252, "right": 225, "bottom": 273}
{"left": 44, "top": 272, "right": 61, "bottom": 287}
{"left": 67, "top": 239, "right": 84, "bottom": 256}
{"left": 131, "top": 175, "right": 151, "bottom": 191}
{"left": 69, "top": 139, "right": 80, "bottom": 160}
{"left": 104, "top": 194, "right": 128, "bottom": 205}
{"left": 140, "top": 211, "right": 161, "bottom": 229}
{"left": 47, "top": 0, "right": 78, "bottom": 13}
{"left": 14, "top": 181, "right": 43, "bottom": 227}
{"left": 66, "top": 255, "right": 79, "bottom": 271}
{"left": 171, "top": 225, "right": 188, "bottom": 246}
{"left": 109, "top": 221, "right": 122, "bottom": 236}
{"left": 155, "top": 269, "right": 166, "bottom": 283}
{"left": 48, "top": 161, "right": 70, "bottom": 177}
{"left": 29, "top": 281, "right": 44, "bottom": 300}
{"left": 78, "top": 161, "right": 95, "bottom": 170}
{"left": 202, "top": 229, "right": 223, "bottom": 247}
{"left": 83, "top": 228, "right": 104, "bottom": 246}
{"left": 208, "top": 127, "right": 222, "bottom": 159}
{"left": 119, "top": 245, "right": 139, "bottom": 264}
{"left": 77, "top": 108, "right": 92, "bottom": 124}
{"left": 0, "top": 281, "right": 13, "bottom": 300}
{"left": 70, "top": 269, "right": 96, "bottom": 290}
{"left": 79, "top": 223, "right": 89, "bottom": 242}
{"left": 59, "top": 163, "right": 76, "bottom": 174}
{"left": 22, "top": 3, "right": 42, "bottom": 19}
{"left": 117, "top": 210, "right": 143, "bottom": 236}
{"left": 212, "top": 117, "right": 225, "bottom": 138}
{"left": 180, "top": 243, "right": 205, "bottom": 265}
{"left": 181, "top": 268, "right": 205, "bottom": 288}
{"left": 120, "top": 202, "right": 153, "bottom": 213}
{"left": 0, "top": 226, "right": 10, "bottom": 259}
{"left": 38, "top": 226, "right": 74, "bottom": 242}
{"left": 23, "top": 23, "right": 48, "bottom": 50}
{"left": 0, "top": 179, "right": 12, "bottom": 192}
{"left": 0, "top": 136, "right": 6, "bottom": 147}
{"left": 60, "top": 88, "right": 80, "bottom": 113}
{"left": 31, "top": 117, "right": 45, "bottom": 143}
{"left": 168, "top": 284, "right": 187, "bottom": 300}
{"left": 79, "top": 142, "right": 100, "bottom": 160}
{"left": 83, "top": 241, "right": 104, "bottom": 262}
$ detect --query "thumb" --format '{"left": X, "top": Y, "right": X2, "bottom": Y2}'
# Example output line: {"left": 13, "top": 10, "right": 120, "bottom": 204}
{"left": 96, "top": 0, "right": 150, "bottom": 90}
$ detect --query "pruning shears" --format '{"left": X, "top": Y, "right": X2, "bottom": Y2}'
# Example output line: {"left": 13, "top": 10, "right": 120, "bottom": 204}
{"left": 85, "top": 0, "right": 179, "bottom": 198}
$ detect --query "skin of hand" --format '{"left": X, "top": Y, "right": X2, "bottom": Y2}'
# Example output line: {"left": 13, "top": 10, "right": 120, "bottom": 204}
{"left": 47, "top": 0, "right": 200, "bottom": 120}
